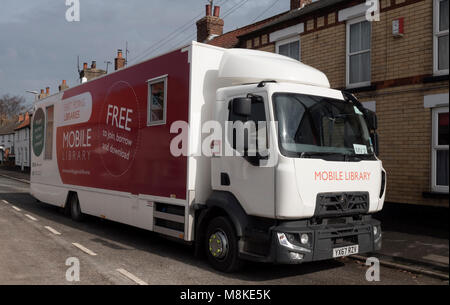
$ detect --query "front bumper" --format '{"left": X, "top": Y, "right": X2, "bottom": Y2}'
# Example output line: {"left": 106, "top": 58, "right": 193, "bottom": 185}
{"left": 242, "top": 216, "right": 381, "bottom": 264}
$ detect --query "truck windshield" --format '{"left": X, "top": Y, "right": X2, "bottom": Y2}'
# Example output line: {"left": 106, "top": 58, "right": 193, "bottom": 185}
{"left": 272, "top": 92, "right": 374, "bottom": 158}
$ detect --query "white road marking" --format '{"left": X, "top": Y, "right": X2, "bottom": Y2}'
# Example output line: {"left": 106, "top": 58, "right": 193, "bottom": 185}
{"left": 116, "top": 268, "right": 148, "bottom": 285}
{"left": 44, "top": 226, "right": 61, "bottom": 235}
{"left": 25, "top": 214, "right": 37, "bottom": 221}
{"left": 72, "top": 243, "right": 97, "bottom": 256}
{"left": 2, "top": 200, "right": 9, "bottom": 204}
{"left": 11, "top": 206, "right": 21, "bottom": 211}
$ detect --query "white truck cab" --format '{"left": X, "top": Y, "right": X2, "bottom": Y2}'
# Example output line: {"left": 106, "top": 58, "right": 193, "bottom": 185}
{"left": 196, "top": 48, "right": 385, "bottom": 271}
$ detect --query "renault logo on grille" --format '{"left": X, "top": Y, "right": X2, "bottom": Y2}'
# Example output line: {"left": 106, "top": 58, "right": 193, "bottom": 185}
{"left": 339, "top": 195, "right": 348, "bottom": 209}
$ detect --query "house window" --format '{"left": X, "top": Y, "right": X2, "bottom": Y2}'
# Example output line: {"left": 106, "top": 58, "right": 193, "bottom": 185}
{"left": 276, "top": 37, "right": 300, "bottom": 61}
{"left": 434, "top": 0, "right": 449, "bottom": 74}
{"left": 147, "top": 75, "right": 167, "bottom": 126}
{"left": 432, "top": 107, "right": 449, "bottom": 193}
{"left": 347, "top": 17, "right": 371, "bottom": 88}
{"left": 44, "top": 105, "right": 54, "bottom": 160}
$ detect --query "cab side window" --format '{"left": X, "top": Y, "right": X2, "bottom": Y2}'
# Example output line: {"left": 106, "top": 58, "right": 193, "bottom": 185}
{"left": 228, "top": 98, "right": 268, "bottom": 156}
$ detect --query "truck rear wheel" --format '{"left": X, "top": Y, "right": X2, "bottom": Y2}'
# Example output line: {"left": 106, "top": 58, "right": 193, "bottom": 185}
{"left": 205, "top": 216, "right": 242, "bottom": 272}
{"left": 69, "top": 193, "right": 84, "bottom": 222}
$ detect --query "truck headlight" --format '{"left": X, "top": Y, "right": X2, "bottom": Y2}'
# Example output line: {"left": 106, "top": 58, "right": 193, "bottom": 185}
{"left": 373, "top": 226, "right": 378, "bottom": 236}
{"left": 277, "top": 232, "right": 311, "bottom": 253}
{"left": 300, "top": 233, "right": 309, "bottom": 245}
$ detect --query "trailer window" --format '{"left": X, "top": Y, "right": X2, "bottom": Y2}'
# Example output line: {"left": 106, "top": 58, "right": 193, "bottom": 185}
{"left": 44, "top": 105, "right": 54, "bottom": 160}
{"left": 147, "top": 75, "right": 167, "bottom": 126}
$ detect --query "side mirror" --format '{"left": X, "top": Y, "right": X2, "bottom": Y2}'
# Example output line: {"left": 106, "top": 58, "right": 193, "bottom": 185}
{"left": 231, "top": 97, "right": 252, "bottom": 117}
{"left": 365, "top": 110, "right": 378, "bottom": 131}
{"left": 372, "top": 132, "right": 379, "bottom": 156}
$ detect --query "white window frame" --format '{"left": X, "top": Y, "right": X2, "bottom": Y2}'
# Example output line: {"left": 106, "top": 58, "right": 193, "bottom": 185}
{"left": 276, "top": 36, "right": 301, "bottom": 61}
{"left": 431, "top": 106, "right": 449, "bottom": 193}
{"left": 147, "top": 75, "right": 168, "bottom": 126}
{"left": 346, "top": 16, "right": 372, "bottom": 88}
{"left": 434, "top": 0, "right": 449, "bottom": 75}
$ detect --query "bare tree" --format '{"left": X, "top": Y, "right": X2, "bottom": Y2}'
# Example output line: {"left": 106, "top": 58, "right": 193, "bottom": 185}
{"left": 0, "top": 94, "right": 27, "bottom": 123}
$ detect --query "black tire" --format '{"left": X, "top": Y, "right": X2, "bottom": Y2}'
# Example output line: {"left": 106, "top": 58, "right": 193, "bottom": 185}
{"left": 69, "top": 193, "right": 84, "bottom": 222}
{"left": 205, "top": 216, "right": 243, "bottom": 272}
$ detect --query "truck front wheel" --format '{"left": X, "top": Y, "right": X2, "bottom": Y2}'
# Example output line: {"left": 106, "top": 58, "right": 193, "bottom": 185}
{"left": 205, "top": 216, "right": 242, "bottom": 272}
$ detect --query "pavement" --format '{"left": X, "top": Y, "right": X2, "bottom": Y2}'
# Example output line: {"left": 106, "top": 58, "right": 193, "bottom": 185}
{"left": 0, "top": 167, "right": 448, "bottom": 285}
{"left": 365, "top": 202, "right": 449, "bottom": 279}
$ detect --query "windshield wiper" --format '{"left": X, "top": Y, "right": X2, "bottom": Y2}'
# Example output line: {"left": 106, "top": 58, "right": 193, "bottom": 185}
{"left": 299, "top": 151, "right": 362, "bottom": 161}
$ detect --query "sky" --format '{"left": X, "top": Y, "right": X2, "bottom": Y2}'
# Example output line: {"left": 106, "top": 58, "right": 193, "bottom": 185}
{"left": 0, "top": 0, "right": 289, "bottom": 107}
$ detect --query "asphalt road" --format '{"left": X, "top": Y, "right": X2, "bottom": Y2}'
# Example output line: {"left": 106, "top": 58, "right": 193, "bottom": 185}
{"left": 0, "top": 176, "right": 446, "bottom": 285}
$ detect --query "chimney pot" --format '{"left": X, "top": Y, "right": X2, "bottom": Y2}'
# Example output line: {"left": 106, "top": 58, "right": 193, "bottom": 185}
{"left": 46, "top": 87, "right": 50, "bottom": 95}
{"left": 91, "top": 61, "right": 97, "bottom": 69}
{"left": 83, "top": 62, "right": 88, "bottom": 70}
{"left": 62, "top": 80, "right": 66, "bottom": 85}
{"left": 206, "top": 4, "right": 212, "bottom": 16}
{"left": 213, "top": 6, "right": 220, "bottom": 17}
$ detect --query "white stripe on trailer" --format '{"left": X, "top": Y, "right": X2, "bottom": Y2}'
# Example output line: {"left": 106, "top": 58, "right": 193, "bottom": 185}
{"left": 12, "top": 206, "right": 21, "bottom": 211}
{"left": 116, "top": 268, "right": 148, "bottom": 285}
{"left": 72, "top": 243, "right": 97, "bottom": 256}
{"left": 2, "top": 200, "right": 9, "bottom": 204}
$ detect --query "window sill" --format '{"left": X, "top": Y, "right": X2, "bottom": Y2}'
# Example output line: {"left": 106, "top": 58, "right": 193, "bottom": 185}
{"left": 344, "top": 84, "right": 377, "bottom": 93}
{"left": 424, "top": 74, "right": 449, "bottom": 83}
{"left": 422, "top": 191, "right": 449, "bottom": 199}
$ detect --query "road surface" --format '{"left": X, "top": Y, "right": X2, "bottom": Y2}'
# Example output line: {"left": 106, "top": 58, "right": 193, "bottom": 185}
{"left": 0, "top": 176, "right": 446, "bottom": 285}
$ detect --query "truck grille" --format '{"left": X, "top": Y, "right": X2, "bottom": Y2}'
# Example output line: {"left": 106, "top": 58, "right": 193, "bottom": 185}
{"left": 314, "top": 192, "right": 369, "bottom": 218}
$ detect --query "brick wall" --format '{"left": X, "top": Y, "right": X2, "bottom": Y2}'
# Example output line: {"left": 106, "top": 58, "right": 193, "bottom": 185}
{"left": 359, "top": 82, "right": 448, "bottom": 207}
{"left": 301, "top": 23, "right": 346, "bottom": 88}
{"left": 372, "top": 0, "right": 434, "bottom": 82}
{"left": 241, "top": 0, "right": 449, "bottom": 207}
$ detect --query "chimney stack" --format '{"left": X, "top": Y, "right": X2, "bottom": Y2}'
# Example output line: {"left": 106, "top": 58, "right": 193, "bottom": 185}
{"left": 196, "top": 5, "right": 224, "bottom": 43}
{"left": 46, "top": 87, "right": 50, "bottom": 96}
{"left": 115, "top": 49, "right": 126, "bottom": 71}
{"left": 38, "top": 89, "right": 45, "bottom": 100}
{"left": 59, "top": 80, "right": 69, "bottom": 92}
{"left": 290, "top": 0, "right": 313, "bottom": 10}
{"left": 80, "top": 59, "right": 107, "bottom": 82}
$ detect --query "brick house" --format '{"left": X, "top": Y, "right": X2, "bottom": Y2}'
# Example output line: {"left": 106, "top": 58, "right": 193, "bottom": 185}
{"left": 14, "top": 112, "right": 32, "bottom": 170}
{"left": 199, "top": 0, "right": 449, "bottom": 207}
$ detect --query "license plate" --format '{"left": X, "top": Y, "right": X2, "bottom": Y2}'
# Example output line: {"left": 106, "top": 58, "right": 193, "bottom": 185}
{"left": 333, "top": 245, "right": 359, "bottom": 258}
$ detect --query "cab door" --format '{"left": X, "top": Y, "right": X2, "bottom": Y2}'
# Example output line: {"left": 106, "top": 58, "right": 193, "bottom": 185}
{"left": 212, "top": 91, "right": 276, "bottom": 218}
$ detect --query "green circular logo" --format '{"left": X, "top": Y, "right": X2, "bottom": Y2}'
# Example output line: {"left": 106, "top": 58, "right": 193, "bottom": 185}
{"left": 32, "top": 108, "right": 45, "bottom": 157}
